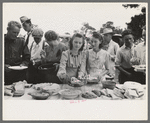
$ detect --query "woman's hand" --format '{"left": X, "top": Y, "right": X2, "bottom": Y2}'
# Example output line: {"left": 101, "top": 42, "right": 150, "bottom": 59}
{"left": 78, "top": 75, "right": 84, "bottom": 80}
{"left": 40, "top": 50, "right": 46, "bottom": 59}
{"left": 59, "top": 73, "right": 66, "bottom": 80}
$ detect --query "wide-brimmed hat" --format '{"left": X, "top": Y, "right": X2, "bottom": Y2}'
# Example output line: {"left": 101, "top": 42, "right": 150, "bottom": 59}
{"left": 20, "top": 16, "right": 31, "bottom": 24}
{"left": 102, "top": 28, "right": 114, "bottom": 35}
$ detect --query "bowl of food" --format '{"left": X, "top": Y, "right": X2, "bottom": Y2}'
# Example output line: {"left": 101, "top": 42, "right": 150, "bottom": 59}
{"left": 59, "top": 89, "right": 81, "bottom": 99}
{"left": 28, "top": 92, "right": 50, "bottom": 100}
{"left": 135, "top": 65, "right": 146, "bottom": 72}
{"left": 70, "top": 77, "right": 85, "bottom": 87}
{"left": 101, "top": 80, "right": 116, "bottom": 90}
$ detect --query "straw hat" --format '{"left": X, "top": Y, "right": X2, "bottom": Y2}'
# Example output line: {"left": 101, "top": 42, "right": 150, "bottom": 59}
{"left": 102, "top": 28, "right": 114, "bottom": 35}
{"left": 20, "top": 16, "right": 31, "bottom": 24}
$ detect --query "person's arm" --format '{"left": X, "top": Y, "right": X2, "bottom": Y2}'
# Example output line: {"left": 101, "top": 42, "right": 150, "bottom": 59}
{"left": 57, "top": 51, "right": 68, "bottom": 80}
{"left": 85, "top": 50, "right": 90, "bottom": 75}
{"left": 40, "top": 45, "right": 48, "bottom": 64}
{"left": 111, "top": 43, "right": 119, "bottom": 62}
{"left": 103, "top": 52, "right": 111, "bottom": 75}
{"left": 78, "top": 51, "right": 87, "bottom": 79}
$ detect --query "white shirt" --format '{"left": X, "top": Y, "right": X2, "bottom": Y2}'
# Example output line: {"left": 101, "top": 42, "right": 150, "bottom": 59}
{"left": 115, "top": 44, "right": 135, "bottom": 69}
{"left": 102, "top": 40, "right": 119, "bottom": 74}
{"left": 30, "top": 40, "right": 46, "bottom": 62}
{"left": 24, "top": 25, "right": 38, "bottom": 50}
{"left": 133, "top": 42, "right": 146, "bottom": 65}
{"left": 106, "top": 40, "right": 119, "bottom": 57}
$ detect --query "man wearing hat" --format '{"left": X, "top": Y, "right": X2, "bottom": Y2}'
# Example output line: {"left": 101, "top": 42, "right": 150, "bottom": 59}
{"left": 20, "top": 16, "right": 38, "bottom": 50}
{"left": 102, "top": 28, "right": 119, "bottom": 76}
{"left": 112, "top": 34, "right": 124, "bottom": 47}
{"left": 4, "top": 21, "right": 30, "bottom": 85}
{"left": 115, "top": 29, "right": 145, "bottom": 84}
{"left": 26, "top": 28, "right": 48, "bottom": 83}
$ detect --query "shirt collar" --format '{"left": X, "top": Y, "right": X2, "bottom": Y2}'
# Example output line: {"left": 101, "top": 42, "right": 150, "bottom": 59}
{"left": 124, "top": 44, "right": 135, "bottom": 50}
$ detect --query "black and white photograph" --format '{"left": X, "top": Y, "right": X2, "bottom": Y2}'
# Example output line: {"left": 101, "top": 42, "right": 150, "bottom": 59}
{"left": 3, "top": 2, "right": 148, "bottom": 120}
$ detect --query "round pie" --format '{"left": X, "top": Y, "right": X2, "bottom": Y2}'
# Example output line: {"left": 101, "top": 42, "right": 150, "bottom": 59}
{"left": 29, "top": 92, "right": 50, "bottom": 100}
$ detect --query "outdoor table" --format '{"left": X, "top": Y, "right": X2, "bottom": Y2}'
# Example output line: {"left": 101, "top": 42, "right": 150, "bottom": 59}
{"left": 4, "top": 83, "right": 146, "bottom": 100}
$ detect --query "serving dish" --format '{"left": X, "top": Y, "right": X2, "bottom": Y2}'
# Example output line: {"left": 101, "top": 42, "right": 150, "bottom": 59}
{"left": 28, "top": 92, "right": 50, "bottom": 100}
{"left": 134, "top": 65, "right": 146, "bottom": 72}
{"left": 8, "top": 66, "right": 28, "bottom": 70}
{"left": 87, "top": 76, "right": 99, "bottom": 84}
{"left": 69, "top": 77, "right": 85, "bottom": 87}
{"left": 59, "top": 89, "right": 82, "bottom": 99}
{"left": 32, "top": 83, "right": 60, "bottom": 95}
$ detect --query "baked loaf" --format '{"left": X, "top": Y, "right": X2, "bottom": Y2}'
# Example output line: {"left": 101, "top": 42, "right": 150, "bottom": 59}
{"left": 82, "top": 92, "right": 97, "bottom": 99}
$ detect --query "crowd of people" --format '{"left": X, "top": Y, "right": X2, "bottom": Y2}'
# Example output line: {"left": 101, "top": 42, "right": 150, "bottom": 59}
{"left": 4, "top": 16, "right": 146, "bottom": 85}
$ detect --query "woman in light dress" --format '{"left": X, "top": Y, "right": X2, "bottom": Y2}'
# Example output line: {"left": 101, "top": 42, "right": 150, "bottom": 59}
{"left": 86, "top": 32, "right": 111, "bottom": 82}
{"left": 57, "top": 33, "right": 86, "bottom": 84}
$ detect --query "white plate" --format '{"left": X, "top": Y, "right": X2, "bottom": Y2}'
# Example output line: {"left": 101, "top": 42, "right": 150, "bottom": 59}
{"left": 122, "top": 81, "right": 144, "bottom": 92}
{"left": 9, "top": 66, "right": 28, "bottom": 70}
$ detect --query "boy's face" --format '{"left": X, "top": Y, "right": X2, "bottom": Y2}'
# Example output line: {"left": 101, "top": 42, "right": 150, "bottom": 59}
{"left": 123, "top": 34, "right": 134, "bottom": 48}
{"left": 33, "top": 35, "right": 42, "bottom": 44}
{"left": 7, "top": 26, "right": 20, "bottom": 40}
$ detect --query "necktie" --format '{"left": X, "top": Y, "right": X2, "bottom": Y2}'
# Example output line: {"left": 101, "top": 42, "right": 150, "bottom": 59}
{"left": 25, "top": 33, "right": 30, "bottom": 47}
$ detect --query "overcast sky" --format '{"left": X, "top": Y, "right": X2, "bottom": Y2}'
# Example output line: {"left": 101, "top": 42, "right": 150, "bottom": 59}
{"left": 3, "top": 2, "right": 147, "bottom": 36}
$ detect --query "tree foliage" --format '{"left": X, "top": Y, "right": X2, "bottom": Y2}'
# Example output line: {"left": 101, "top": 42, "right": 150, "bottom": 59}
{"left": 99, "top": 21, "right": 123, "bottom": 34}
{"left": 80, "top": 22, "right": 96, "bottom": 35}
{"left": 122, "top": 4, "right": 140, "bottom": 8}
{"left": 124, "top": 6, "right": 146, "bottom": 40}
